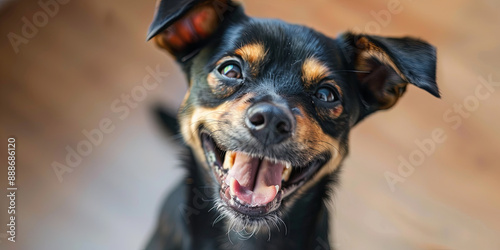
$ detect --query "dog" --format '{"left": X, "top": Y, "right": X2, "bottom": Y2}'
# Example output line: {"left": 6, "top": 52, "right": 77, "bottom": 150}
{"left": 145, "top": 0, "right": 439, "bottom": 249}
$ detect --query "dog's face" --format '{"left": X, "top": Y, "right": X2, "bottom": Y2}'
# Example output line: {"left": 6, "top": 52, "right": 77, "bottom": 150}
{"left": 181, "top": 20, "right": 350, "bottom": 229}
{"left": 148, "top": 0, "right": 438, "bottom": 233}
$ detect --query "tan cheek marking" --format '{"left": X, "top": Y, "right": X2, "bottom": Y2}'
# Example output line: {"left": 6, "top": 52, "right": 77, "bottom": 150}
{"left": 302, "top": 57, "right": 331, "bottom": 88}
{"left": 294, "top": 106, "right": 341, "bottom": 162}
{"left": 293, "top": 106, "right": 344, "bottom": 194}
{"left": 179, "top": 94, "right": 254, "bottom": 169}
{"left": 181, "top": 103, "right": 229, "bottom": 169}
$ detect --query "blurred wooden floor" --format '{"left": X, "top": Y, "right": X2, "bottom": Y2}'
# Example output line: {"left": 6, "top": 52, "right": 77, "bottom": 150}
{"left": 0, "top": 0, "right": 499, "bottom": 249}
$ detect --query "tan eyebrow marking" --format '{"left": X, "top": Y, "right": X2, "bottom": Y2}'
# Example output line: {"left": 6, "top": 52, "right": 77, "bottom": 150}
{"left": 302, "top": 57, "right": 331, "bottom": 87}
{"left": 235, "top": 43, "right": 267, "bottom": 65}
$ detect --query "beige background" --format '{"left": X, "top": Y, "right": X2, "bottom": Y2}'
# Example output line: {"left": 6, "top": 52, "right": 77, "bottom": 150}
{"left": 0, "top": 0, "right": 499, "bottom": 249}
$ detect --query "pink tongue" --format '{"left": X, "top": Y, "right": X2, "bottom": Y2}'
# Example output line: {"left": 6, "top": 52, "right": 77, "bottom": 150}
{"left": 226, "top": 152, "right": 284, "bottom": 206}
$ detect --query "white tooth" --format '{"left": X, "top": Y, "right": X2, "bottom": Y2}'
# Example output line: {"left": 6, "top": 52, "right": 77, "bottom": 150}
{"left": 268, "top": 157, "right": 275, "bottom": 164}
{"left": 275, "top": 185, "right": 280, "bottom": 194}
{"left": 282, "top": 163, "right": 292, "bottom": 182}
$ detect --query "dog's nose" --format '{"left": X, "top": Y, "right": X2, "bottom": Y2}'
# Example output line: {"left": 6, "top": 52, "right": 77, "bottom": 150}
{"left": 245, "top": 103, "right": 295, "bottom": 145}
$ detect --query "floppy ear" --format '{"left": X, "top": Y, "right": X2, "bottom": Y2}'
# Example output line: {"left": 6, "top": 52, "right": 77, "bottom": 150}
{"left": 340, "top": 32, "right": 439, "bottom": 114}
{"left": 147, "top": 0, "right": 243, "bottom": 62}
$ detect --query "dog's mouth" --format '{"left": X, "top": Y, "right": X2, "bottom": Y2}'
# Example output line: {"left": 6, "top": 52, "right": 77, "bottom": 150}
{"left": 200, "top": 132, "right": 328, "bottom": 217}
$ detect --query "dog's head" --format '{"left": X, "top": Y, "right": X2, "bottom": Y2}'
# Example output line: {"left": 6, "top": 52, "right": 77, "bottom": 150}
{"left": 148, "top": 0, "right": 438, "bottom": 233}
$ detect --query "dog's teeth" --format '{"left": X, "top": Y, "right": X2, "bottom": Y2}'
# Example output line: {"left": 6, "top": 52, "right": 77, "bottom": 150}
{"left": 282, "top": 163, "right": 292, "bottom": 182}
{"left": 268, "top": 157, "right": 279, "bottom": 165}
{"left": 223, "top": 151, "right": 236, "bottom": 170}
{"left": 275, "top": 185, "right": 280, "bottom": 195}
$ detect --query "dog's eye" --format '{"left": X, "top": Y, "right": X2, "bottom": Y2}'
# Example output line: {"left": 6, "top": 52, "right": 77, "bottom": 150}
{"left": 315, "top": 86, "right": 337, "bottom": 102}
{"left": 219, "top": 64, "right": 242, "bottom": 79}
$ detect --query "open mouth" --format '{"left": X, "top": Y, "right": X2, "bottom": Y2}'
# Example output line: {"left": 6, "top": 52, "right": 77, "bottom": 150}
{"left": 201, "top": 132, "right": 329, "bottom": 217}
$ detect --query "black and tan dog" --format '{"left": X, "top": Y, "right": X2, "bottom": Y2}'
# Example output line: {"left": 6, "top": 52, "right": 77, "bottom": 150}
{"left": 145, "top": 0, "right": 439, "bottom": 249}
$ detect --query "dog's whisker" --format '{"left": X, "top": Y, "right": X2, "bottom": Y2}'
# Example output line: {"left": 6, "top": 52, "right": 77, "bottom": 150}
{"left": 212, "top": 213, "right": 226, "bottom": 226}
{"left": 208, "top": 204, "right": 218, "bottom": 213}
{"left": 270, "top": 217, "right": 280, "bottom": 233}
{"left": 265, "top": 221, "right": 271, "bottom": 242}
{"left": 277, "top": 217, "right": 288, "bottom": 236}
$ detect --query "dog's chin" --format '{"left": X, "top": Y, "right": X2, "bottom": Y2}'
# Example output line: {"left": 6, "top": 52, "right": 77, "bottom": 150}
{"left": 199, "top": 132, "right": 330, "bottom": 232}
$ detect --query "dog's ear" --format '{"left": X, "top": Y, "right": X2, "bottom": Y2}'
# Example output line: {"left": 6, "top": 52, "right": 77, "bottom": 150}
{"left": 340, "top": 32, "right": 439, "bottom": 115}
{"left": 147, "top": 0, "right": 243, "bottom": 62}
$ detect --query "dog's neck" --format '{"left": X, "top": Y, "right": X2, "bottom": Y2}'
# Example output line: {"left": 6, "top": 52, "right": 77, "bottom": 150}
{"left": 180, "top": 150, "right": 335, "bottom": 250}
